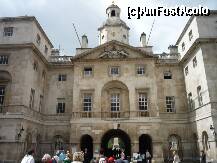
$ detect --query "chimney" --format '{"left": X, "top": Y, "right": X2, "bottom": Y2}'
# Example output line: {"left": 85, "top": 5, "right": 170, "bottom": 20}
{"left": 140, "top": 32, "right": 146, "bottom": 47}
{"left": 168, "top": 45, "right": 178, "bottom": 54}
{"left": 81, "top": 34, "right": 88, "bottom": 48}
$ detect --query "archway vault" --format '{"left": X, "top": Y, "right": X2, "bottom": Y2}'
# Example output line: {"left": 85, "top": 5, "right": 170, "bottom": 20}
{"left": 101, "top": 129, "right": 131, "bottom": 157}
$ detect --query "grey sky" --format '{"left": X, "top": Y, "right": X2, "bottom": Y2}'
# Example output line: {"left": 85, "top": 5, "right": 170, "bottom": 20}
{"left": 0, "top": 0, "right": 216, "bottom": 55}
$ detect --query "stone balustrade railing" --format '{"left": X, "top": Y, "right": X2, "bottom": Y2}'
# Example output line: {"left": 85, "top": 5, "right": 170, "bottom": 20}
{"left": 48, "top": 55, "right": 73, "bottom": 64}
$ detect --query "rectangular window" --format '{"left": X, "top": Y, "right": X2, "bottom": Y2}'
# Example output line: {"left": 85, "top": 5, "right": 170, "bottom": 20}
{"left": 83, "top": 93, "right": 92, "bottom": 111}
{"left": 111, "top": 93, "right": 120, "bottom": 111}
{"left": 0, "top": 86, "right": 5, "bottom": 106}
{"left": 0, "top": 55, "right": 8, "bottom": 65}
{"left": 185, "top": 66, "right": 189, "bottom": 76}
{"left": 39, "top": 95, "right": 43, "bottom": 112}
{"left": 193, "top": 57, "right": 197, "bottom": 68}
{"left": 84, "top": 67, "right": 93, "bottom": 76}
{"left": 164, "top": 71, "right": 172, "bottom": 79}
{"left": 138, "top": 93, "right": 148, "bottom": 111}
{"left": 58, "top": 74, "right": 67, "bottom": 81}
{"left": 137, "top": 66, "right": 145, "bottom": 75}
{"left": 197, "top": 86, "right": 203, "bottom": 106}
{"left": 29, "top": 89, "right": 35, "bottom": 109}
{"left": 33, "top": 61, "right": 38, "bottom": 71}
{"left": 182, "top": 42, "right": 185, "bottom": 51}
{"left": 110, "top": 67, "right": 119, "bottom": 75}
{"left": 4, "top": 27, "right": 13, "bottom": 36}
{"left": 189, "top": 30, "right": 193, "bottom": 41}
{"left": 56, "top": 98, "right": 65, "bottom": 113}
{"left": 166, "top": 96, "right": 175, "bottom": 113}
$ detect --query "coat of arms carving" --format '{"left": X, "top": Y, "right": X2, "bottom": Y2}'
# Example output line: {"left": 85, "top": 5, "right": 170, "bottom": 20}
{"left": 99, "top": 46, "right": 129, "bottom": 59}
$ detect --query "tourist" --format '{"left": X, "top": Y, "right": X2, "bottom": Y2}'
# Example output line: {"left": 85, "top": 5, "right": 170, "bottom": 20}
{"left": 42, "top": 153, "right": 52, "bottom": 163}
{"left": 72, "top": 152, "right": 84, "bottom": 163}
{"left": 172, "top": 151, "right": 180, "bottom": 163}
{"left": 99, "top": 149, "right": 106, "bottom": 163}
{"left": 52, "top": 155, "right": 59, "bottom": 163}
{"left": 200, "top": 150, "right": 206, "bottom": 163}
{"left": 145, "top": 150, "right": 151, "bottom": 163}
{"left": 21, "top": 149, "right": 35, "bottom": 163}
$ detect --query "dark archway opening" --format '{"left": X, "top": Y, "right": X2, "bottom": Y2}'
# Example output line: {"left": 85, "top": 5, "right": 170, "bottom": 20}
{"left": 111, "top": 10, "right": 116, "bottom": 17}
{"left": 80, "top": 135, "right": 93, "bottom": 160}
{"left": 139, "top": 134, "right": 152, "bottom": 155}
{"left": 101, "top": 129, "right": 131, "bottom": 158}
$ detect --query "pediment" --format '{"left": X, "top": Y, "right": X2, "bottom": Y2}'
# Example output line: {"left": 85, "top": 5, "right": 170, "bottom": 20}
{"left": 72, "top": 40, "right": 157, "bottom": 61}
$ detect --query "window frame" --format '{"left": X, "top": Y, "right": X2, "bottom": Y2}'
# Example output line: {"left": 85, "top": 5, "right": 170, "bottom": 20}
{"left": 164, "top": 71, "right": 172, "bottom": 79}
{"left": 0, "top": 86, "right": 6, "bottom": 106}
{"left": 3, "top": 27, "right": 13, "bottom": 37}
{"left": 83, "top": 67, "right": 93, "bottom": 77}
{"left": 193, "top": 56, "right": 197, "bottom": 68}
{"left": 166, "top": 96, "right": 175, "bottom": 113}
{"left": 0, "top": 55, "right": 9, "bottom": 65}
{"left": 83, "top": 93, "right": 92, "bottom": 111}
{"left": 182, "top": 42, "right": 185, "bottom": 51}
{"left": 56, "top": 98, "right": 65, "bottom": 113}
{"left": 185, "top": 66, "right": 189, "bottom": 76}
{"left": 188, "top": 30, "right": 193, "bottom": 41}
{"left": 136, "top": 65, "right": 145, "bottom": 76}
{"left": 109, "top": 66, "right": 120, "bottom": 76}
{"left": 111, "top": 93, "right": 120, "bottom": 112}
{"left": 138, "top": 93, "right": 148, "bottom": 111}
{"left": 58, "top": 74, "right": 67, "bottom": 81}
{"left": 29, "top": 88, "right": 35, "bottom": 109}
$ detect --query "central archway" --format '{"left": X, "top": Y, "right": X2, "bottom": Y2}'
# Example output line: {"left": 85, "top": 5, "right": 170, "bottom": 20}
{"left": 101, "top": 129, "right": 131, "bottom": 158}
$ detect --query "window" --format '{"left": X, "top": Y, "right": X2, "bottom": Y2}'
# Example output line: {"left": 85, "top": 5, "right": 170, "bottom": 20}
{"left": 56, "top": 98, "right": 65, "bottom": 113}
{"left": 123, "top": 35, "right": 126, "bottom": 39}
{"left": 182, "top": 42, "right": 185, "bottom": 51}
{"left": 84, "top": 67, "right": 93, "bottom": 76}
{"left": 188, "top": 92, "right": 194, "bottom": 110}
{"left": 0, "top": 86, "right": 5, "bottom": 106}
{"left": 193, "top": 57, "right": 197, "bottom": 68}
{"left": 3, "top": 27, "right": 13, "bottom": 36}
{"left": 58, "top": 74, "right": 67, "bottom": 81}
{"left": 36, "top": 34, "right": 41, "bottom": 45}
{"left": 164, "top": 71, "right": 172, "bottom": 79}
{"left": 111, "top": 10, "right": 116, "bottom": 17}
{"left": 33, "top": 61, "right": 38, "bottom": 71}
{"left": 102, "top": 35, "right": 104, "bottom": 39}
{"left": 39, "top": 95, "right": 43, "bottom": 112}
{"left": 110, "top": 66, "right": 119, "bottom": 76}
{"left": 44, "top": 45, "right": 48, "bottom": 54}
{"left": 166, "top": 96, "right": 175, "bottom": 112}
{"left": 83, "top": 93, "right": 92, "bottom": 111}
{"left": 197, "top": 86, "right": 203, "bottom": 106}
{"left": 111, "top": 93, "right": 120, "bottom": 111}
{"left": 138, "top": 93, "right": 148, "bottom": 111}
{"left": 0, "top": 55, "right": 8, "bottom": 65}
{"left": 185, "top": 66, "right": 189, "bottom": 76}
{"left": 189, "top": 30, "right": 193, "bottom": 41}
{"left": 137, "top": 66, "right": 145, "bottom": 75}
{"left": 29, "top": 89, "right": 35, "bottom": 109}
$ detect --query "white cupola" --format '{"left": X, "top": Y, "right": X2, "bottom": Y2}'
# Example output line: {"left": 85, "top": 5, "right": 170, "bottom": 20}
{"left": 98, "top": 2, "right": 130, "bottom": 45}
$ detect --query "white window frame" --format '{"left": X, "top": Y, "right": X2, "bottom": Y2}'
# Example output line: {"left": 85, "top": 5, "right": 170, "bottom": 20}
{"left": 83, "top": 93, "right": 92, "bottom": 111}
{"left": 83, "top": 67, "right": 93, "bottom": 77}
{"left": 3, "top": 27, "right": 13, "bottom": 37}
{"left": 138, "top": 93, "right": 148, "bottom": 111}
{"left": 110, "top": 66, "right": 120, "bottom": 76}
{"left": 137, "top": 65, "right": 145, "bottom": 75}
{"left": 58, "top": 74, "right": 67, "bottom": 81}
{"left": 111, "top": 93, "right": 120, "bottom": 111}
{"left": 0, "top": 86, "right": 5, "bottom": 106}
{"left": 56, "top": 98, "right": 65, "bottom": 113}
{"left": 166, "top": 96, "right": 175, "bottom": 113}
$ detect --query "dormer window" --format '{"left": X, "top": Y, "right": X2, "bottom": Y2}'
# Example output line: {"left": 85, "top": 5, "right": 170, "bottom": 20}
{"left": 111, "top": 10, "right": 116, "bottom": 17}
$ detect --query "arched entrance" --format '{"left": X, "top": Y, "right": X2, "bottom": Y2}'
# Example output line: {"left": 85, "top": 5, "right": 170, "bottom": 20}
{"left": 139, "top": 134, "right": 152, "bottom": 155}
{"left": 80, "top": 135, "right": 93, "bottom": 160}
{"left": 101, "top": 129, "right": 131, "bottom": 158}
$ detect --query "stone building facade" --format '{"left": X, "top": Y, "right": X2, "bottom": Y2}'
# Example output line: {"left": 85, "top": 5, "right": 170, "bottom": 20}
{"left": 0, "top": 3, "right": 216, "bottom": 163}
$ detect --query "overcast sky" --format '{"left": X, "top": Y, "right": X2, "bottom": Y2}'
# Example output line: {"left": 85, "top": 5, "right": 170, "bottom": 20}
{"left": 0, "top": 0, "right": 216, "bottom": 55}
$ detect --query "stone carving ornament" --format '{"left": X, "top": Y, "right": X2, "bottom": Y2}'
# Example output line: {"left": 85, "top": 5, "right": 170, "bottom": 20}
{"left": 99, "top": 46, "right": 129, "bottom": 59}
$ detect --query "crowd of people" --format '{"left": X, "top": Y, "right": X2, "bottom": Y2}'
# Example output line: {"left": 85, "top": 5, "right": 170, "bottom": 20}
{"left": 20, "top": 148, "right": 207, "bottom": 163}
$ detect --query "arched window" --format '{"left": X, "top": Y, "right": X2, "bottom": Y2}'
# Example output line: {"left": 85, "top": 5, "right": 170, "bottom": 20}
{"left": 202, "top": 131, "right": 209, "bottom": 151}
{"left": 111, "top": 10, "right": 116, "bottom": 17}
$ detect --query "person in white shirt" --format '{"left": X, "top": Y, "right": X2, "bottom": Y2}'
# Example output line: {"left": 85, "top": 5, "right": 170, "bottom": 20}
{"left": 173, "top": 151, "right": 180, "bottom": 163}
{"left": 21, "top": 149, "right": 35, "bottom": 163}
